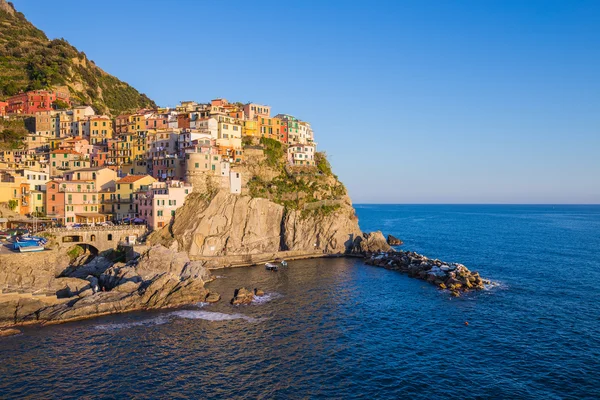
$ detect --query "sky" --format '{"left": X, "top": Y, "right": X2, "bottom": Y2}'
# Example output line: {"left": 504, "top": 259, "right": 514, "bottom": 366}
{"left": 13, "top": 0, "right": 600, "bottom": 203}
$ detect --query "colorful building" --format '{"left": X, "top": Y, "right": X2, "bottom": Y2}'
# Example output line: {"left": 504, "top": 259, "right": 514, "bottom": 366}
{"left": 49, "top": 150, "right": 90, "bottom": 177}
{"left": 287, "top": 143, "right": 316, "bottom": 166}
{"left": 136, "top": 180, "right": 192, "bottom": 230}
{"left": 5, "top": 89, "right": 70, "bottom": 115}
{"left": 111, "top": 175, "right": 156, "bottom": 220}
{"left": 89, "top": 116, "right": 113, "bottom": 145}
{"left": 243, "top": 103, "right": 271, "bottom": 120}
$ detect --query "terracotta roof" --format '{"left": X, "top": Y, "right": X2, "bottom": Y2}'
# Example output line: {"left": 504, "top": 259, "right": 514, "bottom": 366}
{"left": 116, "top": 175, "right": 152, "bottom": 183}
{"left": 51, "top": 149, "right": 81, "bottom": 155}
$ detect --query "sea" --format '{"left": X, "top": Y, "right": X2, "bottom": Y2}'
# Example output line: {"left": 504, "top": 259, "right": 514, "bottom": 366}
{"left": 1, "top": 205, "right": 599, "bottom": 399}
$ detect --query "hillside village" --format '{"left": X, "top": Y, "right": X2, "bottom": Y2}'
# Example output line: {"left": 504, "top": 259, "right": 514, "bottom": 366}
{"left": 0, "top": 88, "right": 325, "bottom": 230}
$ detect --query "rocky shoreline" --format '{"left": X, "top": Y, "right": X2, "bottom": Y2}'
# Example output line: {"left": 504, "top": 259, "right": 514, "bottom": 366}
{"left": 0, "top": 230, "right": 490, "bottom": 331}
{"left": 363, "top": 250, "right": 490, "bottom": 296}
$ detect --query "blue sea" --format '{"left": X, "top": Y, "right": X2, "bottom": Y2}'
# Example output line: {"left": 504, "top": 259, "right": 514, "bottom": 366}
{"left": 1, "top": 205, "right": 599, "bottom": 399}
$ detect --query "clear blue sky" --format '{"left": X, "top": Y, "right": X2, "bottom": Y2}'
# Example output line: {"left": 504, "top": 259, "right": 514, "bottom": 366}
{"left": 14, "top": 0, "right": 600, "bottom": 203}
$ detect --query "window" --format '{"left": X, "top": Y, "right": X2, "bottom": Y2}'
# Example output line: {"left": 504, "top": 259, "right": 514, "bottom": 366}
{"left": 157, "top": 210, "right": 163, "bottom": 217}
{"left": 107, "top": 234, "right": 112, "bottom": 241}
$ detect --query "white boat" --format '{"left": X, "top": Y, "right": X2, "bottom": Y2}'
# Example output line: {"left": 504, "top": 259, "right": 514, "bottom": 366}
{"left": 265, "top": 262, "right": 278, "bottom": 271}
{"left": 19, "top": 245, "right": 45, "bottom": 253}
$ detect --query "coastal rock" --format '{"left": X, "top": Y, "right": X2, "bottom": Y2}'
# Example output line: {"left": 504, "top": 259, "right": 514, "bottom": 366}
{"left": 0, "top": 328, "right": 20, "bottom": 337}
{"left": 231, "top": 287, "right": 254, "bottom": 305}
{"left": 205, "top": 292, "right": 221, "bottom": 303}
{"left": 351, "top": 231, "right": 392, "bottom": 254}
{"left": 254, "top": 288, "right": 265, "bottom": 297}
{"left": 387, "top": 235, "right": 403, "bottom": 246}
{"left": 362, "top": 250, "right": 488, "bottom": 297}
{"left": 0, "top": 245, "right": 212, "bottom": 328}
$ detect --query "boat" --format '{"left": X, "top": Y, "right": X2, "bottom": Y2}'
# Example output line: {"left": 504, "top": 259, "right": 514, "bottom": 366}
{"left": 13, "top": 240, "right": 45, "bottom": 250}
{"left": 18, "top": 245, "right": 45, "bottom": 253}
{"left": 265, "top": 262, "right": 279, "bottom": 271}
{"left": 274, "top": 258, "right": 287, "bottom": 267}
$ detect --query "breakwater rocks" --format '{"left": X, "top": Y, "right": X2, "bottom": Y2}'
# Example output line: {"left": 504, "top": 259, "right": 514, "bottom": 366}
{"left": 364, "top": 251, "right": 490, "bottom": 297}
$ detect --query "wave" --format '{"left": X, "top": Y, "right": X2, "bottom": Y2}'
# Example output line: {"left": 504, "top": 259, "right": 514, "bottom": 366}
{"left": 252, "top": 292, "right": 283, "bottom": 305}
{"left": 170, "top": 310, "right": 261, "bottom": 322}
{"left": 94, "top": 315, "right": 171, "bottom": 331}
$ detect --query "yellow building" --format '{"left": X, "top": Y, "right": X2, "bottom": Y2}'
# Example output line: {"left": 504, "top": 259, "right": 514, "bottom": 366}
{"left": 111, "top": 174, "right": 156, "bottom": 220}
{"left": 30, "top": 189, "right": 46, "bottom": 216}
{"left": 242, "top": 120, "right": 259, "bottom": 137}
{"left": 257, "top": 116, "right": 281, "bottom": 141}
{"left": 89, "top": 116, "right": 114, "bottom": 145}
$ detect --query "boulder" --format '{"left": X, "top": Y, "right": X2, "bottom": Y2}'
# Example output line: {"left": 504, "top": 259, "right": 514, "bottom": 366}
{"left": 231, "top": 287, "right": 254, "bottom": 305}
{"left": 387, "top": 235, "right": 403, "bottom": 246}
{"left": 205, "top": 292, "right": 221, "bottom": 303}
{"left": 351, "top": 231, "right": 392, "bottom": 254}
{"left": 254, "top": 288, "right": 265, "bottom": 297}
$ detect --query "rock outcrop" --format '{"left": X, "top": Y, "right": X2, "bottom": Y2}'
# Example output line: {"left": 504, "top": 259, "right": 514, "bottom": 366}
{"left": 231, "top": 287, "right": 254, "bottom": 305}
{"left": 0, "top": 245, "right": 212, "bottom": 327}
{"left": 364, "top": 251, "right": 491, "bottom": 297}
{"left": 351, "top": 231, "right": 392, "bottom": 254}
{"left": 149, "top": 190, "right": 365, "bottom": 256}
{"left": 387, "top": 235, "right": 403, "bottom": 246}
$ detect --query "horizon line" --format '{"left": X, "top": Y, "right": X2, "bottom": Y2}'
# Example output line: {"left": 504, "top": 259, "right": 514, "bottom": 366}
{"left": 353, "top": 203, "right": 600, "bottom": 206}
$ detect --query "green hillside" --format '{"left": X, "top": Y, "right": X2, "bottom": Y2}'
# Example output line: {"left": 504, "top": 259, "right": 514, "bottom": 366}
{"left": 0, "top": 0, "right": 156, "bottom": 115}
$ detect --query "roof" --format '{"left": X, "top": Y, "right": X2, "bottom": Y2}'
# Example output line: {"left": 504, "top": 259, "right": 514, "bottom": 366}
{"left": 51, "top": 149, "right": 81, "bottom": 155}
{"left": 116, "top": 175, "right": 152, "bottom": 184}
{"left": 70, "top": 167, "right": 111, "bottom": 172}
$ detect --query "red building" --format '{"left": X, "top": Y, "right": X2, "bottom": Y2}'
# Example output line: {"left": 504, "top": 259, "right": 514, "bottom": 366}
{"left": 0, "top": 101, "right": 7, "bottom": 116}
{"left": 6, "top": 90, "right": 71, "bottom": 115}
{"left": 145, "top": 114, "right": 169, "bottom": 130}
{"left": 279, "top": 119, "right": 289, "bottom": 143}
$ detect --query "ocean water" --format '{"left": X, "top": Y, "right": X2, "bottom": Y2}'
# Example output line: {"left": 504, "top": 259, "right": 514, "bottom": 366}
{"left": 1, "top": 205, "right": 600, "bottom": 399}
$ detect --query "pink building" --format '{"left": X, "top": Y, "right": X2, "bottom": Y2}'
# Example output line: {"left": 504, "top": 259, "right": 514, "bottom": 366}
{"left": 243, "top": 103, "right": 271, "bottom": 120}
{"left": 59, "top": 137, "right": 93, "bottom": 157}
{"left": 136, "top": 180, "right": 192, "bottom": 230}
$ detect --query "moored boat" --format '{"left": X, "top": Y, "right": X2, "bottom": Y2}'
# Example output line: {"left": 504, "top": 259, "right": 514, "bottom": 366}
{"left": 18, "top": 245, "right": 45, "bottom": 253}
{"left": 265, "top": 262, "right": 278, "bottom": 271}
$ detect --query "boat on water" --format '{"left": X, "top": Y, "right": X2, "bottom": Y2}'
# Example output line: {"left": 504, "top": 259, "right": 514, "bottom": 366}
{"left": 265, "top": 262, "right": 279, "bottom": 271}
{"left": 265, "top": 259, "right": 287, "bottom": 271}
{"left": 18, "top": 245, "right": 45, "bottom": 253}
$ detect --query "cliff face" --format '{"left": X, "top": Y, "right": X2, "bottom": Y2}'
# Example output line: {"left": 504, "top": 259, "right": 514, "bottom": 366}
{"left": 149, "top": 142, "right": 368, "bottom": 258}
{"left": 149, "top": 190, "right": 362, "bottom": 257}
{"left": 0, "top": 0, "right": 156, "bottom": 115}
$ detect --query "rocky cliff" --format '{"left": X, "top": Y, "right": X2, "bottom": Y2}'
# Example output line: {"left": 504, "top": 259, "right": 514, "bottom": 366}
{"left": 149, "top": 190, "right": 364, "bottom": 257}
{"left": 149, "top": 141, "right": 371, "bottom": 258}
{"left": 0, "top": 245, "right": 213, "bottom": 328}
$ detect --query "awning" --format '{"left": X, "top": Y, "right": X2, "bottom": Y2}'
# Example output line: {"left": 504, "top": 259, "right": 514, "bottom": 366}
{"left": 75, "top": 213, "right": 107, "bottom": 218}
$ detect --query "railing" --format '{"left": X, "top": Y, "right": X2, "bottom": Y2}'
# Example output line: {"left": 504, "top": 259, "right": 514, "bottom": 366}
{"left": 44, "top": 225, "right": 147, "bottom": 233}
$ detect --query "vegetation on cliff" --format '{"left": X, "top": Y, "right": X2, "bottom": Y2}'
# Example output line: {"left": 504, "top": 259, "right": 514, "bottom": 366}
{"left": 0, "top": 118, "right": 27, "bottom": 150}
{"left": 0, "top": 0, "right": 155, "bottom": 115}
{"left": 246, "top": 139, "right": 347, "bottom": 215}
